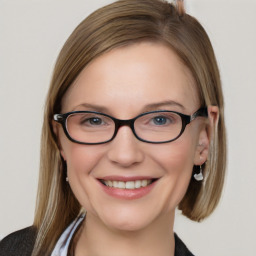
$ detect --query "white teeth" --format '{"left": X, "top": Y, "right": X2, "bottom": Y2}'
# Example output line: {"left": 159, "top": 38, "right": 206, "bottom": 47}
{"left": 135, "top": 180, "right": 141, "bottom": 188}
{"left": 125, "top": 181, "right": 135, "bottom": 189}
{"left": 113, "top": 181, "right": 118, "bottom": 187}
{"left": 141, "top": 180, "right": 147, "bottom": 187}
{"left": 102, "top": 179, "right": 153, "bottom": 189}
{"left": 118, "top": 181, "right": 126, "bottom": 189}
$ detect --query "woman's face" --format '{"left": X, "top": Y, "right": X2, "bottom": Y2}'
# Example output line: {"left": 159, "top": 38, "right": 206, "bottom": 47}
{"left": 56, "top": 42, "right": 210, "bottom": 232}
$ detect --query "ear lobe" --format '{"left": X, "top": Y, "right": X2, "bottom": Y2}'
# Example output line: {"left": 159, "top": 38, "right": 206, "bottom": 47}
{"left": 51, "top": 120, "right": 67, "bottom": 161}
{"left": 194, "top": 105, "right": 219, "bottom": 165}
{"left": 194, "top": 129, "right": 210, "bottom": 165}
{"left": 60, "top": 149, "right": 67, "bottom": 161}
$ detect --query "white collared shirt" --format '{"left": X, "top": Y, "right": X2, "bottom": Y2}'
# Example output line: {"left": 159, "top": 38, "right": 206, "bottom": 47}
{"left": 51, "top": 214, "right": 85, "bottom": 256}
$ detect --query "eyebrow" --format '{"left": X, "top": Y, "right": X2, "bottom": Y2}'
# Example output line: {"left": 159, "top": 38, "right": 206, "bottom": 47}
{"left": 73, "top": 100, "right": 185, "bottom": 113}
{"left": 73, "top": 103, "right": 109, "bottom": 113}
{"left": 141, "top": 100, "right": 185, "bottom": 112}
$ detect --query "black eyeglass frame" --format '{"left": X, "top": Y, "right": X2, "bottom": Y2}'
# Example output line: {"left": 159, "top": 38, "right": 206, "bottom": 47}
{"left": 53, "top": 108, "right": 208, "bottom": 145}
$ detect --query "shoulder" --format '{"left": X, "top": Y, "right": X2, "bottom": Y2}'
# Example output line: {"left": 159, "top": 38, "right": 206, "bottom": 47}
{"left": 175, "top": 233, "right": 195, "bottom": 256}
{"left": 0, "top": 226, "right": 36, "bottom": 256}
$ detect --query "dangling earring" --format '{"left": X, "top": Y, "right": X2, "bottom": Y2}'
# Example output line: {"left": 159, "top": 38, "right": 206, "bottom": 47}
{"left": 194, "top": 165, "right": 204, "bottom": 181}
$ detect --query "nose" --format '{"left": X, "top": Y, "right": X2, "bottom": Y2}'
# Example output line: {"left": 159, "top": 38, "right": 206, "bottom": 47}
{"left": 107, "top": 126, "right": 144, "bottom": 167}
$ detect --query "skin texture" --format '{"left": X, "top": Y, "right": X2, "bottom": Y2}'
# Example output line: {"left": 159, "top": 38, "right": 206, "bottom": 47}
{"left": 54, "top": 42, "right": 217, "bottom": 256}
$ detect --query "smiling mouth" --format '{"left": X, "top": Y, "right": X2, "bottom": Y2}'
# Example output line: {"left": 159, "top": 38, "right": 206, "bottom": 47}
{"left": 99, "top": 179, "right": 157, "bottom": 189}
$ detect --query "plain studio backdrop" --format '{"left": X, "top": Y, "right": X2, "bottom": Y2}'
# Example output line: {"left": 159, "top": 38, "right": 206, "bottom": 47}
{"left": 0, "top": 0, "right": 256, "bottom": 255}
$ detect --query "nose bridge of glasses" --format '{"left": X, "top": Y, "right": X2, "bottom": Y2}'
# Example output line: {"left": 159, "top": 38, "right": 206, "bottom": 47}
{"left": 114, "top": 118, "right": 135, "bottom": 131}
{"left": 109, "top": 117, "right": 136, "bottom": 142}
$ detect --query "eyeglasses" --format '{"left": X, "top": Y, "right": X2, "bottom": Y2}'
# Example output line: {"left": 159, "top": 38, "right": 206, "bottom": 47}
{"left": 53, "top": 108, "right": 208, "bottom": 145}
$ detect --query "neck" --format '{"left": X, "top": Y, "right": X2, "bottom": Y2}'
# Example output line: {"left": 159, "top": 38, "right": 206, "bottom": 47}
{"left": 75, "top": 212, "right": 175, "bottom": 256}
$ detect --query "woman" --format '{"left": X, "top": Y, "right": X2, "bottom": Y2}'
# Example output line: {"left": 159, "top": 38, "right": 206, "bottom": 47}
{"left": 0, "top": 0, "right": 226, "bottom": 255}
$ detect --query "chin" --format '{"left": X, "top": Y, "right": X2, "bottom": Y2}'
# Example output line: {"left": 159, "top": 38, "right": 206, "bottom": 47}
{"left": 105, "top": 217, "right": 151, "bottom": 232}
{"left": 96, "top": 204, "right": 161, "bottom": 232}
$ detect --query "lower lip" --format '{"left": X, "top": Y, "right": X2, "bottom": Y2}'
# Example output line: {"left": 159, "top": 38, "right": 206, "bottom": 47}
{"left": 98, "top": 180, "right": 157, "bottom": 200}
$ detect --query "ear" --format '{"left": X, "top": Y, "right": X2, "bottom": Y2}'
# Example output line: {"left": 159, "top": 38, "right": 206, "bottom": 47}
{"left": 52, "top": 120, "right": 67, "bottom": 161}
{"left": 194, "top": 106, "right": 219, "bottom": 165}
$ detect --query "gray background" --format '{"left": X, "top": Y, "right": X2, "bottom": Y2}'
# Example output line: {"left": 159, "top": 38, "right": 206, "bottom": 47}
{"left": 1, "top": 0, "right": 256, "bottom": 255}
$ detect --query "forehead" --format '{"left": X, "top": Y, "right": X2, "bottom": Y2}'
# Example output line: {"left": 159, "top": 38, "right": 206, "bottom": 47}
{"left": 61, "top": 42, "right": 199, "bottom": 116}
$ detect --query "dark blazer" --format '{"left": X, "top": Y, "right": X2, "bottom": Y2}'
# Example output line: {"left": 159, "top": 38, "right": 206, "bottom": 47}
{"left": 0, "top": 227, "right": 195, "bottom": 256}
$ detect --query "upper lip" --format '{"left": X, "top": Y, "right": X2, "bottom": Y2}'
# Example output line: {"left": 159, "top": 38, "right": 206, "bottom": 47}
{"left": 97, "top": 176, "right": 159, "bottom": 182}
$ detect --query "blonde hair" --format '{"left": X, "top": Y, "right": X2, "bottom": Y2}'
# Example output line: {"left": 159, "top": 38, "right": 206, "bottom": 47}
{"left": 32, "top": 0, "right": 226, "bottom": 255}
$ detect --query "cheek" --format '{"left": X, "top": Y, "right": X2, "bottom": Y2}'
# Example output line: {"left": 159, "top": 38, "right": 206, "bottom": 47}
{"left": 65, "top": 145, "right": 101, "bottom": 174}
{"left": 59, "top": 124, "right": 105, "bottom": 176}
{"left": 62, "top": 142, "right": 106, "bottom": 209}
{"left": 148, "top": 135, "right": 197, "bottom": 209}
{"left": 153, "top": 136, "right": 197, "bottom": 174}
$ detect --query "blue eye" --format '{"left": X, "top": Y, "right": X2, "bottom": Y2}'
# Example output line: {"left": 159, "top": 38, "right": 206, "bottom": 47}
{"left": 79, "top": 116, "right": 105, "bottom": 126}
{"left": 153, "top": 116, "right": 167, "bottom": 125}
{"left": 89, "top": 117, "right": 102, "bottom": 125}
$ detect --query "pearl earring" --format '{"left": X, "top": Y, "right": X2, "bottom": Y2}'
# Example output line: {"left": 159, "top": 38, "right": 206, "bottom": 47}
{"left": 194, "top": 165, "right": 204, "bottom": 181}
{"left": 66, "top": 176, "right": 69, "bottom": 182}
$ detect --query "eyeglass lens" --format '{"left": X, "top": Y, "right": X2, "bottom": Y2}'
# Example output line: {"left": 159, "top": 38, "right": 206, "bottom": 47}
{"left": 66, "top": 112, "right": 183, "bottom": 144}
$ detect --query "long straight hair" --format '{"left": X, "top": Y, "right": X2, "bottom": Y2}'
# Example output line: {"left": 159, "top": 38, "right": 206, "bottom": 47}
{"left": 32, "top": 0, "right": 226, "bottom": 255}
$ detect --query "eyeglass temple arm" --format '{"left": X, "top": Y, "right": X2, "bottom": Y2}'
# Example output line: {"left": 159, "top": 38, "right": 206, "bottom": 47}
{"left": 190, "top": 107, "right": 208, "bottom": 121}
{"left": 53, "top": 114, "right": 64, "bottom": 122}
